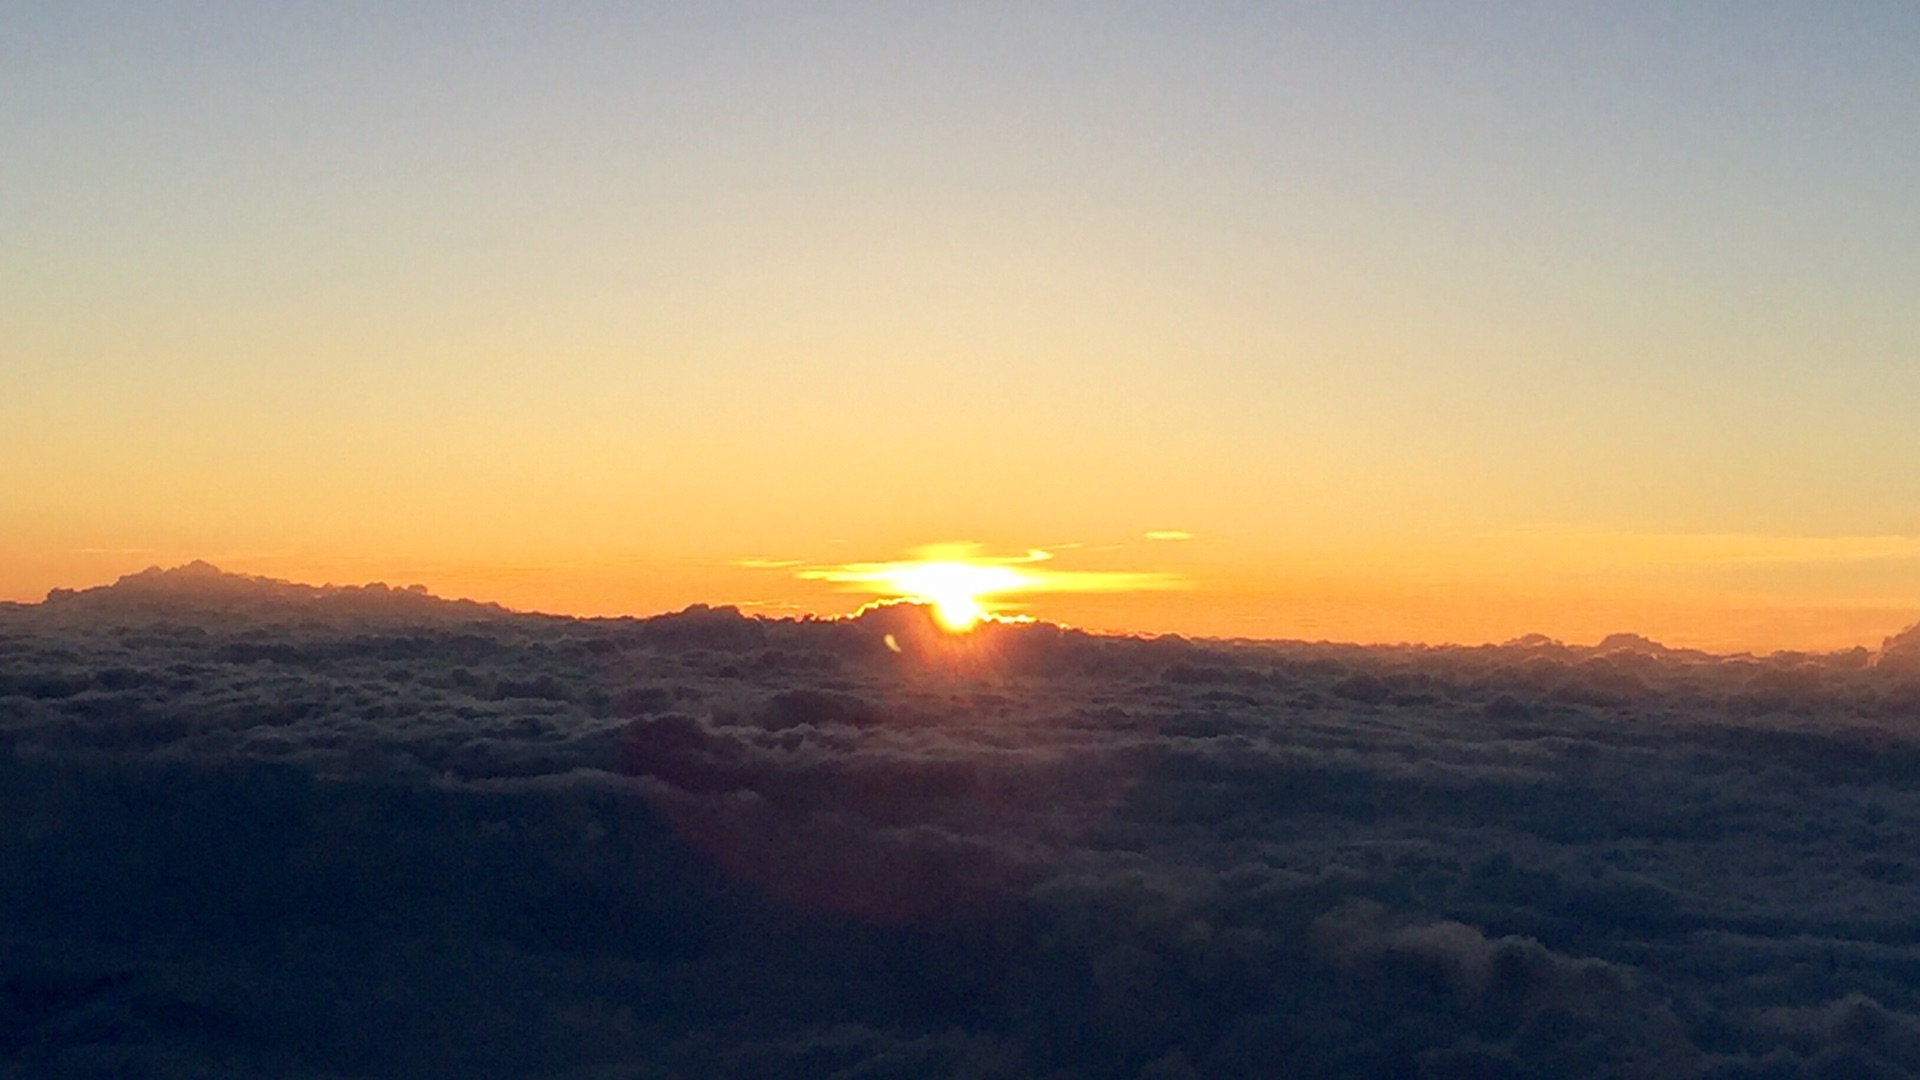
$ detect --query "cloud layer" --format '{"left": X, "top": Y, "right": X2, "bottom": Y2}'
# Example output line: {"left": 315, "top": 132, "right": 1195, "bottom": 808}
{"left": 6, "top": 565, "right": 1920, "bottom": 1076}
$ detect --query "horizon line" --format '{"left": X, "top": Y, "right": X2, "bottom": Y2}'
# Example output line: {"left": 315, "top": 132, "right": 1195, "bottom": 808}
{"left": 9, "top": 559, "right": 1916, "bottom": 661}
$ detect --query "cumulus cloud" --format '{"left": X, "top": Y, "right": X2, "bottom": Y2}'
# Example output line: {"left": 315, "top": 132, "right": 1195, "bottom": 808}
{"left": 1879, "top": 621, "right": 1920, "bottom": 670}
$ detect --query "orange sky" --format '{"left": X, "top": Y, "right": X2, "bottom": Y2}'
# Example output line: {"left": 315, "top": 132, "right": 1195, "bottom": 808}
{"left": 5, "top": 6, "right": 1919, "bottom": 653}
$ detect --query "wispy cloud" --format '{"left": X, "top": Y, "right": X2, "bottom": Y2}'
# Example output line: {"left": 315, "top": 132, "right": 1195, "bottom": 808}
{"left": 762, "top": 542, "right": 1188, "bottom": 627}
{"left": 795, "top": 543, "right": 1185, "bottom": 594}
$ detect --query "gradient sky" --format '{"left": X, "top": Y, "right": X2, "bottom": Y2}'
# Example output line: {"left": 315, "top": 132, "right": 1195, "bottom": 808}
{"left": 5, "top": 3, "right": 1920, "bottom": 650}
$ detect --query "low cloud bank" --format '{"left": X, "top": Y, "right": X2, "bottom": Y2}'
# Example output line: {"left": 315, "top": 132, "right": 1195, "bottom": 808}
{"left": 5, "top": 567, "right": 1920, "bottom": 1076}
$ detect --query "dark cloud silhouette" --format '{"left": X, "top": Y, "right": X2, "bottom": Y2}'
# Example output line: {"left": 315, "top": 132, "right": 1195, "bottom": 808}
{"left": 36, "top": 560, "right": 511, "bottom": 627}
{"left": 1879, "top": 621, "right": 1920, "bottom": 671}
{"left": 7, "top": 565, "right": 1920, "bottom": 1076}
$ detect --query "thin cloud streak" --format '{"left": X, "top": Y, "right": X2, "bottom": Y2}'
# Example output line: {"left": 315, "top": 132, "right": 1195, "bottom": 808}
{"left": 771, "top": 543, "right": 1190, "bottom": 627}
{"left": 795, "top": 545, "right": 1186, "bottom": 593}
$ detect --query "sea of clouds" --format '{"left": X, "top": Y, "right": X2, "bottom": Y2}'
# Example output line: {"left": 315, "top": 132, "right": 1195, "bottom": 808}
{"left": 5, "top": 563, "right": 1920, "bottom": 1078}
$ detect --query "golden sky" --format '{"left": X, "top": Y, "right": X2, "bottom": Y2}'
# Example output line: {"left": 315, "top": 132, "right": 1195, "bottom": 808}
{"left": 5, "top": 6, "right": 1919, "bottom": 652}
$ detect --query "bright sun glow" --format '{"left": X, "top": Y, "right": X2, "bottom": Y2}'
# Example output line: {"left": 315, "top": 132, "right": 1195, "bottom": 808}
{"left": 781, "top": 543, "right": 1187, "bottom": 633}
{"left": 869, "top": 560, "right": 1034, "bottom": 631}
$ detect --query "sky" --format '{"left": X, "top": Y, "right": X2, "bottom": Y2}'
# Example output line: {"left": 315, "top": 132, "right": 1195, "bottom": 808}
{"left": 4, "top": 2, "right": 1919, "bottom": 651}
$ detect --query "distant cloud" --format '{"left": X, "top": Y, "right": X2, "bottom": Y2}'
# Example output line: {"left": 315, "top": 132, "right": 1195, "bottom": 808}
{"left": 1143, "top": 530, "right": 1193, "bottom": 541}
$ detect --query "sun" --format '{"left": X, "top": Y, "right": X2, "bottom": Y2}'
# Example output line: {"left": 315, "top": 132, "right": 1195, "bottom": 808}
{"left": 870, "top": 559, "right": 1031, "bottom": 631}
{"left": 781, "top": 542, "right": 1188, "bottom": 634}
